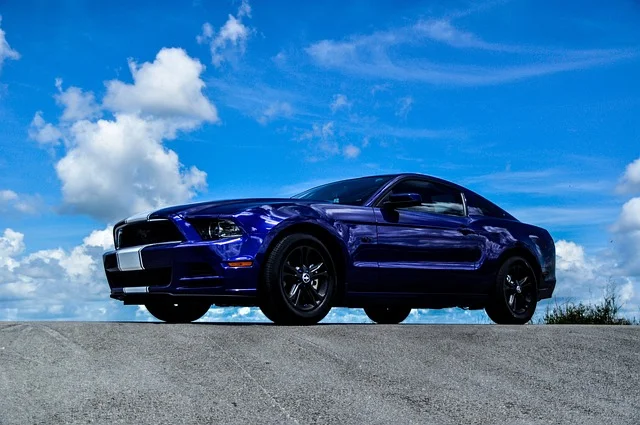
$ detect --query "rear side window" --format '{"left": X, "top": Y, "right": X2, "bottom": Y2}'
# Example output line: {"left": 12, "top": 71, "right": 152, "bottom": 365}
{"left": 386, "top": 179, "right": 465, "bottom": 216}
{"left": 465, "top": 192, "right": 509, "bottom": 219}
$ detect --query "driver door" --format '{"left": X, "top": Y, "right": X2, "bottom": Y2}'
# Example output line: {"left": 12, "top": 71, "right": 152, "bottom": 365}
{"left": 374, "top": 178, "right": 485, "bottom": 294}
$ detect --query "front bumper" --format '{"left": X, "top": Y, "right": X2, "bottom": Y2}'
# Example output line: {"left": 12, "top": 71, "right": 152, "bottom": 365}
{"left": 103, "top": 240, "right": 260, "bottom": 303}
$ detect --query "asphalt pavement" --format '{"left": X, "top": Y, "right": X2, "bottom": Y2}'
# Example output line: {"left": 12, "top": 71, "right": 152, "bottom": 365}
{"left": 0, "top": 322, "right": 638, "bottom": 425}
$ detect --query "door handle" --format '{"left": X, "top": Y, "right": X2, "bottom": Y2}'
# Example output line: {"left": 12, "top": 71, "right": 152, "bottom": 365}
{"left": 458, "top": 227, "right": 476, "bottom": 235}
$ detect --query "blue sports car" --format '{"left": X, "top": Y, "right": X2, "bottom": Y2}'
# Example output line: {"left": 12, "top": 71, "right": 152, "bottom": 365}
{"left": 103, "top": 173, "right": 556, "bottom": 325}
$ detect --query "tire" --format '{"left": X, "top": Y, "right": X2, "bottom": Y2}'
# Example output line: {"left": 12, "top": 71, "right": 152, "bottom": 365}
{"left": 260, "top": 233, "right": 337, "bottom": 325}
{"left": 145, "top": 299, "right": 211, "bottom": 323}
{"left": 364, "top": 306, "right": 412, "bottom": 324}
{"left": 485, "top": 256, "right": 538, "bottom": 324}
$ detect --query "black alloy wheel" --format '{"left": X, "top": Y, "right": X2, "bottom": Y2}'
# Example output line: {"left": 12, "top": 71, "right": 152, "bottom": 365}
{"left": 145, "top": 300, "right": 211, "bottom": 323}
{"left": 485, "top": 256, "right": 538, "bottom": 324}
{"left": 260, "top": 234, "right": 336, "bottom": 325}
{"left": 364, "top": 306, "right": 412, "bottom": 324}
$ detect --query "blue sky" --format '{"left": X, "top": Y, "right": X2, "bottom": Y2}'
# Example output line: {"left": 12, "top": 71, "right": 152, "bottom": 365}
{"left": 0, "top": 0, "right": 639, "bottom": 322}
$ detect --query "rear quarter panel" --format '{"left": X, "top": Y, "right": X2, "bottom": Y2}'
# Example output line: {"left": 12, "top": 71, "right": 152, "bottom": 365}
{"left": 469, "top": 215, "right": 556, "bottom": 294}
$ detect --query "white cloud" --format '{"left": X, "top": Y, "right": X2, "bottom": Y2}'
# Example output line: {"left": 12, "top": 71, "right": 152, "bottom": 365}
{"left": 258, "top": 101, "right": 293, "bottom": 125}
{"left": 415, "top": 19, "right": 513, "bottom": 51}
{"left": 30, "top": 47, "right": 215, "bottom": 223}
{"left": 0, "top": 189, "right": 17, "bottom": 202}
{"left": 612, "top": 197, "right": 640, "bottom": 276}
{"left": 396, "top": 96, "right": 413, "bottom": 119}
{"left": 83, "top": 227, "right": 115, "bottom": 250}
{"left": 300, "top": 122, "right": 341, "bottom": 161}
{"left": 343, "top": 144, "right": 361, "bottom": 159}
{"left": 54, "top": 78, "right": 100, "bottom": 121}
{"left": 0, "top": 226, "right": 127, "bottom": 321}
{"left": 103, "top": 48, "right": 218, "bottom": 125}
{"left": 0, "top": 189, "right": 41, "bottom": 214}
{"left": 197, "top": 0, "right": 253, "bottom": 67}
{"left": 196, "top": 22, "right": 214, "bottom": 44}
{"left": 617, "top": 157, "right": 640, "bottom": 194}
{"left": 330, "top": 94, "right": 351, "bottom": 113}
{"left": 553, "top": 239, "right": 637, "bottom": 315}
{"left": 0, "top": 228, "right": 25, "bottom": 270}
{"left": 56, "top": 113, "right": 208, "bottom": 221}
{"left": 0, "top": 16, "right": 19, "bottom": 71}
{"left": 28, "top": 111, "right": 63, "bottom": 146}
{"left": 305, "top": 20, "right": 634, "bottom": 86}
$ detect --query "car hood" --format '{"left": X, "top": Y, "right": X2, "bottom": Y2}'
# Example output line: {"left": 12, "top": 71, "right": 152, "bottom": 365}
{"left": 120, "top": 198, "right": 316, "bottom": 222}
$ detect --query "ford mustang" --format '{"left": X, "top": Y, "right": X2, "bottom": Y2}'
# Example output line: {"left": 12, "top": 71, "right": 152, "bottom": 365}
{"left": 103, "top": 173, "right": 556, "bottom": 325}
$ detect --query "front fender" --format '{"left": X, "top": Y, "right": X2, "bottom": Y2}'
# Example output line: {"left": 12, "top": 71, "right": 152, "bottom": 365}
{"left": 255, "top": 216, "right": 349, "bottom": 262}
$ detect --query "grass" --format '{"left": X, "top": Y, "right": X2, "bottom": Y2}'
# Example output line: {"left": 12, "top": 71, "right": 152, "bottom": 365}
{"left": 543, "top": 290, "right": 634, "bottom": 325}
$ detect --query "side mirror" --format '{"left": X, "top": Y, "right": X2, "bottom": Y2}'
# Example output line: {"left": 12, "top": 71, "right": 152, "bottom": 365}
{"left": 383, "top": 192, "right": 422, "bottom": 209}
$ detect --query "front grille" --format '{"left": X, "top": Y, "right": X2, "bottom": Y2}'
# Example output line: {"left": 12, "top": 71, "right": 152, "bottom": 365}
{"left": 106, "top": 268, "right": 172, "bottom": 288}
{"left": 115, "top": 220, "right": 184, "bottom": 249}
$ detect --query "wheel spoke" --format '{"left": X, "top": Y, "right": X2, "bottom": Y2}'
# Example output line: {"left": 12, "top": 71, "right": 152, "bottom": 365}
{"left": 505, "top": 275, "right": 515, "bottom": 287}
{"left": 284, "top": 262, "right": 299, "bottom": 274}
{"left": 508, "top": 294, "right": 515, "bottom": 307}
{"left": 294, "top": 287, "right": 302, "bottom": 306}
{"left": 280, "top": 243, "right": 331, "bottom": 312}
{"left": 288, "top": 283, "right": 301, "bottom": 299}
{"left": 310, "top": 262, "right": 324, "bottom": 274}
{"left": 306, "top": 285, "right": 322, "bottom": 304}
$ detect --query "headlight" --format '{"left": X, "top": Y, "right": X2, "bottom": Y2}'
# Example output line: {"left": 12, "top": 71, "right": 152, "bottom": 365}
{"left": 191, "top": 219, "right": 243, "bottom": 241}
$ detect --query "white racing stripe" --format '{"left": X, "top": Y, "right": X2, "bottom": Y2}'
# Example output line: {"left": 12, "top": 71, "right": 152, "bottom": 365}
{"left": 123, "top": 287, "right": 149, "bottom": 294}
{"left": 125, "top": 210, "right": 154, "bottom": 223}
{"left": 115, "top": 241, "right": 180, "bottom": 271}
{"left": 116, "top": 244, "right": 152, "bottom": 271}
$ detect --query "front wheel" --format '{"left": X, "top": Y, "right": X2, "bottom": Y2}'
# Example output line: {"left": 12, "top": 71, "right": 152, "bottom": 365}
{"left": 485, "top": 256, "right": 538, "bottom": 324}
{"left": 260, "top": 233, "right": 337, "bottom": 325}
{"left": 364, "top": 306, "right": 412, "bottom": 324}
{"left": 145, "top": 300, "right": 211, "bottom": 323}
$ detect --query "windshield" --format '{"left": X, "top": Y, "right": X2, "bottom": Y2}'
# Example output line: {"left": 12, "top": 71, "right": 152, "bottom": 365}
{"left": 292, "top": 175, "right": 394, "bottom": 206}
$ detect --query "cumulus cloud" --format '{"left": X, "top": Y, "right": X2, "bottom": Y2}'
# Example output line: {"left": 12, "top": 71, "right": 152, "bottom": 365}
{"left": 0, "top": 16, "right": 19, "bottom": 71}
{"left": 300, "top": 122, "right": 339, "bottom": 161}
{"left": 54, "top": 78, "right": 100, "bottom": 121}
{"left": 612, "top": 197, "right": 640, "bottom": 276}
{"left": 300, "top": 122, "right": 369, "bottom": 161}
{"left": 0, "top": 226, "right": 130, "bottom": 321}
{"left": 553, "top": 239, "right": 637, "bottom": 315}
{"left": 56, "top": 114, "right": 208, "bottom": 221}
{"left": 0, "top": 228, "right": 24, "bottom": 270}
{"left": 31, "top": 47, "right": 215, "bottom": 222}
{"left": 197, "top": 0, "right": 253, "bottom": 67}
{"left": 0, "top": 189, "right": 41, "bottom": 214}
{"left": 28, "top": 111, "right": 63, "bottom": 146}
{"left": 330, "top": 94, "right": 351, "bottom": 113}
{"left": 103, "top": 48, "right": 218, "bottom": 125}
{"left": 617, "top": 157, "right": 640, "bottom": 194}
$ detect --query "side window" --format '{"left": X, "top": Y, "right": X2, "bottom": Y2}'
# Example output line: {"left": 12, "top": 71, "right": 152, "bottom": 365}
{"left": 465, "top": 192, "right": 507, "bottom": 219}
{"left": 387, "top": 179, "right": 465, "bottom": 216}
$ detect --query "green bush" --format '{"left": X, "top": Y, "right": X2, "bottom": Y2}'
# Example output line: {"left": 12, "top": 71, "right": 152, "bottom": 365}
{"left": 543, "top": 292, "right": 632, "bottom": 325}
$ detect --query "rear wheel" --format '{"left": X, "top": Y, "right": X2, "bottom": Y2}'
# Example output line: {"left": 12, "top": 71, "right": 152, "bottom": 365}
{"left": 145, "top": 300, "right": 211, "bottom": 323}
{"left": 485, "top": 256, "right": 537, "bottom": 324}
{"left": 260, "top": 234, "right": 337, "bottom": 325}
{"left": 364, "top": 306, "right": 412, "bottom": 324}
